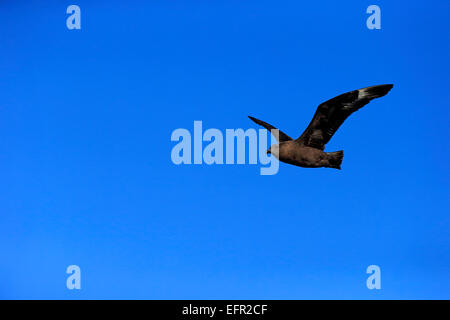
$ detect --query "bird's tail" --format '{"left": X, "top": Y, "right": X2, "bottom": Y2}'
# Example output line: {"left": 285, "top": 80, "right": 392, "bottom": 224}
{"left": 327, "top": 151, "right": 344, "bottom": 170}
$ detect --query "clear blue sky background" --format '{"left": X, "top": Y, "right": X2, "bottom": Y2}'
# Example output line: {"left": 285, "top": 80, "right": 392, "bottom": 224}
{"left": 1, "top": 1, "right": 449, "bottom": 299}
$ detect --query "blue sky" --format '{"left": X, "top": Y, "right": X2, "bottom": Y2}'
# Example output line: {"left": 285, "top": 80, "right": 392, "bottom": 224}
{"left": 0, "top": 0, "right": 449, "bottom": 299}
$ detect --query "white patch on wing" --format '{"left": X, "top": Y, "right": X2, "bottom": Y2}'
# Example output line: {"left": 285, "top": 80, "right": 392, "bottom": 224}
{"left": 358, "top": 88, "right": 370, "bottom": 99}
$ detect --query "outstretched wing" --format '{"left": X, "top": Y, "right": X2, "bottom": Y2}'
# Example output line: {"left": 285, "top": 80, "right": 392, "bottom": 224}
{"left": 248, "top": 116, "right": 293, "bottom": 142}
{"left": 296, "top": 84, "right": 393, "bottom": 150}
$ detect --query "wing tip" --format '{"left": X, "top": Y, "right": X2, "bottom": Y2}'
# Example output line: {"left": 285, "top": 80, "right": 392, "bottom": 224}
{"left": 248, "top": 115, "right": 258, "bottom": 123}
{"left": 360, "top": 84, "right": 394, "bottom": 99}
{"left": 384, "top": 83, "right": 394, "bottom": 91}
{"left": 378, "top": 83, "right": 394, "bottom": 96}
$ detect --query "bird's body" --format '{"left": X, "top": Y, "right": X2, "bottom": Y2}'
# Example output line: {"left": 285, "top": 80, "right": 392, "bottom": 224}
{"left": 249, "top": 84, "right": 393, "bottom": 170}
{"left": 274, "top": 141, "right": 343, "bottom": 169}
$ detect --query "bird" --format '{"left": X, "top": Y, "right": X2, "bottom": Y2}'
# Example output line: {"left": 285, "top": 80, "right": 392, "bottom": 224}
{"left": 248, "top": 84, "right": 393, "bottom": 170}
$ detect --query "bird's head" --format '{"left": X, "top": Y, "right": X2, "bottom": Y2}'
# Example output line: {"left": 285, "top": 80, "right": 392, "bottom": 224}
{"left": 266, "top": 144, "right": 280, "bottom": 156}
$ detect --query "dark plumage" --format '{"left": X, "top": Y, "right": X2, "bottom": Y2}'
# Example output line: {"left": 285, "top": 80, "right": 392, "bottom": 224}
{"left": 249, "top": 84, "right": 393, "bottom": 169}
